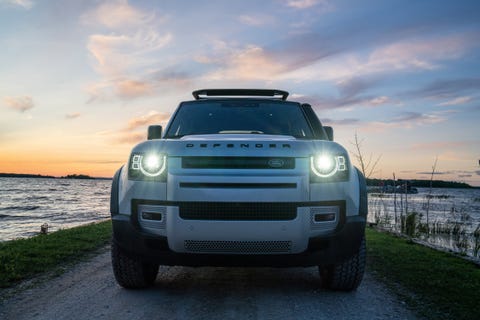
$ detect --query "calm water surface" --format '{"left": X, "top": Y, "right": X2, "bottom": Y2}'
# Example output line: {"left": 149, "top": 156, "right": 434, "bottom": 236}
{"left": 369, "top": 187, "right": 480, "bottom": 259}
{"left": 0, "top": 177, "right": 110, "bottom": 241}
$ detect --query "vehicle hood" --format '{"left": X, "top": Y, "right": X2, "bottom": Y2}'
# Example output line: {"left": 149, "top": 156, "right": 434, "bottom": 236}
{"left": 131, "top": 134, "right": 349, "bottom": 159}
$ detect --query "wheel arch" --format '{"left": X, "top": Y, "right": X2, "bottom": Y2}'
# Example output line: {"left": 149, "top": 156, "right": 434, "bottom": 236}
{"left": 355, "top": 167, "right": 368, "bottom": 218}
{"left": 110, "top": 165, "right": 124, "bottom": 216}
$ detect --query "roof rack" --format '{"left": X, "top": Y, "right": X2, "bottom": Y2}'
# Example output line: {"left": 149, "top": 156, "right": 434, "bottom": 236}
{"left": 192, "top": 89, "right": 289, "bottom": 101}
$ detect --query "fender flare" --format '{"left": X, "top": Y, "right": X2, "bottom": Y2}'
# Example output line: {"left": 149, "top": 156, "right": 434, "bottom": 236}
{"left": 110, "top": 166, "right": 124, "bottom": 216}
{"left": 356, "top": 168, "right": 368, "bottom": 218}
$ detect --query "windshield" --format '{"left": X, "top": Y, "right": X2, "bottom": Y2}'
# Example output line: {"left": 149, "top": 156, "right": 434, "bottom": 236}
{"left": 165, "top": 100, "right": 314, "bottom": 139}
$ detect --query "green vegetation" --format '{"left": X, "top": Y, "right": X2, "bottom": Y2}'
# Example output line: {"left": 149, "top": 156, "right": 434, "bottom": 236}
{"left": 60, "top": 174, "right": 94, "bottom": 179}
{"left": 366, "top": 227, "right": 480, "bottom": 320}
{"left": 0, "top": 220, "right": 111, "bottom": 288}
{"left": 2, "top": 222, "right": 479, "bottom": 320}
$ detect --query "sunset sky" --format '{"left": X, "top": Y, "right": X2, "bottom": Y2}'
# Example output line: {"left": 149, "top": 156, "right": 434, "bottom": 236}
{"left": 1, "top": 0, "right": 479, "bottom": 186}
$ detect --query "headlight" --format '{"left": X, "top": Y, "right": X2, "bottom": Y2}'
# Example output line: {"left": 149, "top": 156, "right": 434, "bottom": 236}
{"left": 129, "top": 152, "right": 167, "bottom": 180}
{"left": 311, "top": 154, "right": 347, "bottom": 179}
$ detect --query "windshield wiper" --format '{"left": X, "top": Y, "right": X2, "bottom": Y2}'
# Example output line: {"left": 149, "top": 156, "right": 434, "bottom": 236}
{"left": 218, "top": 130, "right": 264, "bottom": 134}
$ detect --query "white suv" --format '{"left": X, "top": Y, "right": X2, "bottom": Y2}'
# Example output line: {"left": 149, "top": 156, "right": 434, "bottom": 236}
{"left": 110, "top": 89, "right": 367, "bottom": 291}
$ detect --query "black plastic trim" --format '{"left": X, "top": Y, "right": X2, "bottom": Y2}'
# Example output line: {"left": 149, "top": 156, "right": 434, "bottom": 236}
{"left": 110, "top": 166, "right": 123, "bottom": 216}
{"left": 182, "top": 156, "right": 295, "bottom": 169}
{"left": 300, "top": 103, "right": 328, "bottom": 140}
{"left": 356, "top": 168, "right": 368, "bottom": 218}
{"left": 179, "top": 182, "right": 297, "bottom": 189}
{"left": 192, "top": 89, "right": 289, "bottom": 100}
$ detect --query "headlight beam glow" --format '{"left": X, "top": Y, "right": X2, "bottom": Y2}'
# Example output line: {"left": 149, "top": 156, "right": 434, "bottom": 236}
{"left": 311, "top": 154, "right": 346, "bottom": 178}
{"left": 130, "top": 153, "right": 167, "bottom": 177}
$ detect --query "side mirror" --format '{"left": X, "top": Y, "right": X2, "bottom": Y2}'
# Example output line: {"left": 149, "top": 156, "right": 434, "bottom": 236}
{"left": 147, "top": 125, "right": 162, "bottom": 140}
{"left": 323, "top": 126, "right": 334, "bottom": 141}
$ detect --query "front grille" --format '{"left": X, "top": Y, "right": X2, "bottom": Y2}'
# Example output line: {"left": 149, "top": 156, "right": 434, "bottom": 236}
{"left": 179, "top": 202, "right": 297, "bottom": 220}
{"left": 182, "top": 157, "right": 295, "bottom": 169}
{"left": 184, "top": 240, "right": 292, "bottom": 253}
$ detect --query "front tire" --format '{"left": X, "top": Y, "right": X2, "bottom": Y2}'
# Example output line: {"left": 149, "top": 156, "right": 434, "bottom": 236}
{"left": 319, "top": 236, "right": 366, "bottom": 291}
{"left": 111, "top": 241, "right": 159, "bottom": 289}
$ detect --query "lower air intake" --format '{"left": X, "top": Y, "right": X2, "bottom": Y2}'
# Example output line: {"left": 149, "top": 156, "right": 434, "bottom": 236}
{"left": 184, "top": 240, "right": 292, "bottom": 254}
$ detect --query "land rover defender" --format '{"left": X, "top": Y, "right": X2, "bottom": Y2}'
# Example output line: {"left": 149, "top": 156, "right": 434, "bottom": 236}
{"left": 110, "top": 89, "right": 367, "bottom": 291}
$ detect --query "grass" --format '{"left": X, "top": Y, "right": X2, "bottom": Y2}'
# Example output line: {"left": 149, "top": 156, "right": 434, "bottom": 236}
{"left": 0, "top": 220, "right": 111, "bottom": 288}
{"left": 366, "top": 227, "right": 480, "bottom": 320}
{"left": 1, "top": 221, "right": 479, "bottom": 319}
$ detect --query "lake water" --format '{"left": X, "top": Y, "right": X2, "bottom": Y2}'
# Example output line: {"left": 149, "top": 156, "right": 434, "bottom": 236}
{"left": 368, "top": 187, "right": 480, "bottom": 259}
{"left": 0, "top": 177, "right": 111, "bottom": 241}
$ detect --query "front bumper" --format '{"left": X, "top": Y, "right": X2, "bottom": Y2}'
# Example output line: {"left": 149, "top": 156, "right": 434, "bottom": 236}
{"left": 112, "top": 211, "right": 365, "bottom": 267}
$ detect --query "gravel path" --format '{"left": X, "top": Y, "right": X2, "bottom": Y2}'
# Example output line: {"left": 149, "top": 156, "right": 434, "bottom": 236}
{"left": 0, "top": 248, "right": 416, "bottom": 320}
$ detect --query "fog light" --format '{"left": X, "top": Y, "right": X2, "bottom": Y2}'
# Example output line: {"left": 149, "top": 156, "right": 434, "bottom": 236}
{"left": 142, "top": 211, "right": 163, "bottom": 221}
{"left": 314, "top": 213, "right": 336, "bottom": 222}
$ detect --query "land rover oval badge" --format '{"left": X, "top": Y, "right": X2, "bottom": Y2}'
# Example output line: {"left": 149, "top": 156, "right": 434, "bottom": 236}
{"left": 268, "top": 159, "right": 285, "bottom": 168}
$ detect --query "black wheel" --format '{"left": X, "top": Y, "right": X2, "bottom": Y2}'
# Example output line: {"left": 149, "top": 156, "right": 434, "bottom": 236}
{"left": 319, "top": 236, "right": 366, "bottom": 291}
{"left": 111, "top": 241, "right": 159, "bottom": 289}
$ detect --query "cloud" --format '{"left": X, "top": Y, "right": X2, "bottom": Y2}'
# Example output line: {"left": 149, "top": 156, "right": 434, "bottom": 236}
{"left": 405, "top": 78, "right": 480, "bottom": 100}
{"left": 150, "top": 68, "right": 193, "bottom": 87}
{"left": 86, "top": 31, "right": 173, "bottom": 101}
{"left": 113, "top": 111, "right": 171, "bottom": 144}
{"left": 370, "top": 96, "right": 390, "bottom": 106}
{"left": 2, "top": 0, "right": 33, "bottom": 9}
{"left": 81, "top": 0, "right": 158, "bottom": 29}
{"left": 358, "top": 110, "right": 450, "bottom": 133}
{"left": 126, "top": 111, "right": 170, "bottom": 131}
{"left": 65, "top": 112, "right": 81, "bottom": 119}
{"left": 87, "top": 31, "right": 172, "bottom": 77}
{"left": 115, "top": 80, "right": 152, "bottom": 99}
{"left": 286, "top": 0, "right": 329, "bottom": 9}
{"left": 99, "top": 111, "right": 171, "bottom": 144}
{"left": 85, "top": 1, "right": 174, "bottom": 101}
{"left": 202, "top": 45, "right": 286, "bottom": 81}
{"left": 267, "top": 31, "right": 479, "bottom": 84}
{"left": 366, "top": 35, "right": 470, "bottom": 71}
{"left": 410, "top": 141, "right": 469, "bottom": 151}
{"left": 116, "top": 131, "right": 146, "bottom": 144}
{"left": 238, "top": 14, "right": 275, "bottom": 26}
{"left": 336, "top": 77, "right": 379, "bottom": 98}
{"left": 320, "top": 118, "right": 360, "bottom": 126}
{"left": 196, "top": 32, "right": 476, "bottom": 88}
{"left": 3, "top": 96, "right": 34, "bottom": 112}
{"left": 301, "top": 93, "right": 391, "bottom": 111}
{"left": 438, "top": 96, "right": 472, "bottom": 106}
{"left": 87, "top": 68, "right": 192, "bottom": 103}
{"left": 389, "top": 111, "right": 445, "bottom": 126}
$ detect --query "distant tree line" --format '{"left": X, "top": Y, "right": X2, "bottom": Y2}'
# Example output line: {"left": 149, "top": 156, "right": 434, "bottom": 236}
{"left": 367, "top": 178, "right": 474, "bottom": 189}
{"left": 60, "top": 174, "right": 94, "bottom": 180}
{"left": 0, "top": 173, "right": 55, "bottom": 179}
{"left": 0, "top": 173, "right": 102, "bottom": 180}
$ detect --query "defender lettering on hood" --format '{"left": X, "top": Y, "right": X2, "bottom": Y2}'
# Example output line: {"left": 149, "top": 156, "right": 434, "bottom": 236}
{"left": 185, "top": 143, "right": 291, "bottom": 149}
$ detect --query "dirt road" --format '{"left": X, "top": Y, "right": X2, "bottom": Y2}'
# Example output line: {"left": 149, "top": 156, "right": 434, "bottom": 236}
{"left": 0, "top": 248, "right": 416, "bottom": 320}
